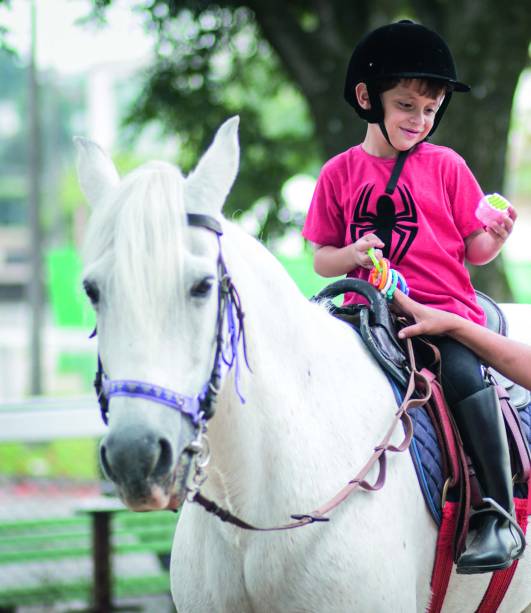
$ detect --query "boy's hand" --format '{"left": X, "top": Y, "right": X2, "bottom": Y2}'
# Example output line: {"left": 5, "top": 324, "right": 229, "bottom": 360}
{"left": 465, "top": 206, "right": 517, "bottom": 265}
{"left": 485, "top": 206, "right": 517, "bottom": 243}
{"left": 351, "top": 234, "right": 384, "bottom": 269}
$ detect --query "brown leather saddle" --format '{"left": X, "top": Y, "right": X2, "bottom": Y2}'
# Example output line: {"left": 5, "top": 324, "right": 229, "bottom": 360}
{"left": 313, "top": 280, "right": 531, "bottom": 489}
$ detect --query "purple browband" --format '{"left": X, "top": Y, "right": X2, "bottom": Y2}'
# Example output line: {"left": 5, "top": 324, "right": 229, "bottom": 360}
{"left": 102, "top": 378, "right": 205, "bottom": 425}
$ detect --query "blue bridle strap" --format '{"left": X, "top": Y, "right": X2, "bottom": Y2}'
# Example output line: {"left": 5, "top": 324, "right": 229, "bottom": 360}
{"left": 101, "top": 378, "right": 203, "bottom": 426}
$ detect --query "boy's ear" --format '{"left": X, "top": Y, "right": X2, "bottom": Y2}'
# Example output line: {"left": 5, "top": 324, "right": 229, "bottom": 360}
{"left": 355, "top": 83, "right": 371, "bottom": 110}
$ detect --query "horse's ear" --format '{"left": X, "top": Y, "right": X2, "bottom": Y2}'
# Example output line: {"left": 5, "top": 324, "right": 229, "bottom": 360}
{"left": 74, "top": 137, "right": 120, "bottom": 207}
{"left": 185, "top": 116, "right": 240, "bottom": 216}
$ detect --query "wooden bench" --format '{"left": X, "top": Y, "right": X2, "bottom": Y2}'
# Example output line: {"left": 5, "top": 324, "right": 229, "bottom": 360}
{"left": 0, "top": 498, "right": 178, "bottom": 611}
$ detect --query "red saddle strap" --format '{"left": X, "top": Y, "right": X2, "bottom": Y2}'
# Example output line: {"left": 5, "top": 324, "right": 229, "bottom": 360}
{"left": 428, "top": 491, "right": 530, "bottom": 613}
{"left": 427, "top": 501, "right": 459, "bottom": 613}
{"left": 421, "top": 369, "right": 460, "bottom": 488}
{"left": 421, "top": 368, "right": 472, "bottom": 559}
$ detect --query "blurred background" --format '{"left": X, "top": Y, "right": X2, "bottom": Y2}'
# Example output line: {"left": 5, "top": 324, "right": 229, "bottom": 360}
{"left": 0, "top": 0, "right": 529, "bottom": 610}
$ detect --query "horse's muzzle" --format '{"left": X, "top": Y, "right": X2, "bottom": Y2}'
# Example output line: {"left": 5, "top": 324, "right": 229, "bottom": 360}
{"left": 100, "top": 424, "right": 192, "bottom": 511}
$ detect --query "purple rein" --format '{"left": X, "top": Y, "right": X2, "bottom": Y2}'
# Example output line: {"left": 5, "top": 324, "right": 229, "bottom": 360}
{"left": 93, "top": 213, "right": 249, "bottom": 427}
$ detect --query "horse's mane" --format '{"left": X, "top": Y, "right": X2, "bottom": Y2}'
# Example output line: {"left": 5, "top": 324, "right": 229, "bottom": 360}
{"left": 82, "top": 161, "right": 188, "bottom": 338}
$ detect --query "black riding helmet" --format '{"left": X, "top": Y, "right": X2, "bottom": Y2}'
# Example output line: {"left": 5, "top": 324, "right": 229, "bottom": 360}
{"left": 344, "top": 20, "right": 470, "bottom": 139}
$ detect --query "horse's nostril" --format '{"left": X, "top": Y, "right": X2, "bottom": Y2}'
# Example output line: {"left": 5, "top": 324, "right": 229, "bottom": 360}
{"left": 99, "top": 430, "right": 175, "bottom": 487}
{"left": 100, "top": 444, "right": 117, "bottom": 482}
{"left": 152, "top": 437, "right": 173, "bottom": 479}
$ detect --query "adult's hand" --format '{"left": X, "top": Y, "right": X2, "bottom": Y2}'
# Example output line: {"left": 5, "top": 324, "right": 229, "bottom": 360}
{"left": 392, "top": 290, "right": 459, "bottom": 338}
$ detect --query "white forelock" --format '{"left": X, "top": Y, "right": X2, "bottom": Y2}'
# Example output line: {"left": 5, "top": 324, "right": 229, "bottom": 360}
{"left": 82, "top": 161, "right": 188, "bottom": 338}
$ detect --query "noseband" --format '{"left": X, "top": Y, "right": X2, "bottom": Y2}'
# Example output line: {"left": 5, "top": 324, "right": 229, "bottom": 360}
{"left": 92, "top": 213, "right": 248, "bottom": 428}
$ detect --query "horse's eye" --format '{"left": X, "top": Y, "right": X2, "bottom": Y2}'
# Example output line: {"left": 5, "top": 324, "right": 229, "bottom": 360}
{"left": 83, "top": 279, "right": 100, "bottom": 305}
{"left": 191, "top": 276, "right": 214, "bottom": 298}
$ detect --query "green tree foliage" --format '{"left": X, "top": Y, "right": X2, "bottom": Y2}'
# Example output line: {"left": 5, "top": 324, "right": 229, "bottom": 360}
{"left": 122, "top": 6, "right": 320, "bottom": 239}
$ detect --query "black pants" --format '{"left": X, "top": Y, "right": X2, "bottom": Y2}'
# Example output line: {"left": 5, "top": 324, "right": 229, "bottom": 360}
{"left": 430, "top": 337, "right": 486, "bottom": 408}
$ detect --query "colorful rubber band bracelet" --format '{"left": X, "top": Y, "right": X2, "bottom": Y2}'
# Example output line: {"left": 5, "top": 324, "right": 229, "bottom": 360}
{"left": 386, "top": 269, "right": 399, "bottom": 301}
{"left": 377, "top": 259, "right": 390, "bottom": 290}
{"left": 381, "top": 267, "right": 393, "bottom": 295}
{"left": 369, "top": 257, "right": 385, "bottom": 287}
{"left": 396, "top": 271, "right": 409, "bottom": 296}
{"left": 369, "top": 267, "right": 380, "bottom": 287}
{"left": 367, "top": 248, "right": 381, "bottom": 271}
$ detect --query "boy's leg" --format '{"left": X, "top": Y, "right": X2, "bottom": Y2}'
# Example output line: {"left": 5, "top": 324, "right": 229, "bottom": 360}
{"left": 436, "top": 338, "right": 526, "bottom": 574}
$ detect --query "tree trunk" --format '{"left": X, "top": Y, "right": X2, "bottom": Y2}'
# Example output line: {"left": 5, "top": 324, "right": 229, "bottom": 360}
{"left": 249, "top": 0, "right": 372, "bottom": 158}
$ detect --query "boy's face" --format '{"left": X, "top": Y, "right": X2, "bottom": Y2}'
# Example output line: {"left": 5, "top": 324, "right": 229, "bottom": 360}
{"left": 380, "top": 80, "right": 445, "bottom": 150}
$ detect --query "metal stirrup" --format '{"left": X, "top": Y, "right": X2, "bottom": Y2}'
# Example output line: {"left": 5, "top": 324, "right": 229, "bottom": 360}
{"left": 470, "top": 497, "right": 526, "bottom": 559}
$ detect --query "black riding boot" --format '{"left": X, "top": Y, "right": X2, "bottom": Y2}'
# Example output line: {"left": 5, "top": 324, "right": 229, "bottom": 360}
{"left": 451, "top": 386, "right": 526, "bottom": 574}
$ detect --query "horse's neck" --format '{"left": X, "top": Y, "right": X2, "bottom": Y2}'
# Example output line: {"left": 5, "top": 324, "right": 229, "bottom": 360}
{"left": 204, "top": 224, "right": 397, "bottom": 520}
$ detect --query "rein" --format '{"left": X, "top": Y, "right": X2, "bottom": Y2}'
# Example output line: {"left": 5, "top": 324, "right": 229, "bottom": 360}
{"left": 189, "top": 337, "right": 432, "bottom": 531}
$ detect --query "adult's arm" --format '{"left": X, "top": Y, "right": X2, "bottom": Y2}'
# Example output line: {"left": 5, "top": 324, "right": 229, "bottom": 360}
{"left": 393, "top": 290, "right": 531, "bottom": 390}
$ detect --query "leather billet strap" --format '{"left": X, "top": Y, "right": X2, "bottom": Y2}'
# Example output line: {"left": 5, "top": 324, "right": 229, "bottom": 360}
{"left": 496, "top": 385, "right": 531, "bottom": 483}
{"left": 422, "top": 369, "right": 460, "bottom": 489}
{"left": 421, "top": 368, "right": 471, "bottom": 560}
{"left": 191, "top": 337, "right": 432, "bottom": 531}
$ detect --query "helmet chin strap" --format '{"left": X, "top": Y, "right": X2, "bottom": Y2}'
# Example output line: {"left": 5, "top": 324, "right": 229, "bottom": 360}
{"left": 378, "top": 120, "right": 394, "bottom": 149}
{"left": 378, "top": 119, "right": 412, "bottom": 195}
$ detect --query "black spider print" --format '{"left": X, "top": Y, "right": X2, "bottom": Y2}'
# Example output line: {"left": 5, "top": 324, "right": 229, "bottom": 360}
{"left": 349, "top": 183, "right": 418, "bottom": 264}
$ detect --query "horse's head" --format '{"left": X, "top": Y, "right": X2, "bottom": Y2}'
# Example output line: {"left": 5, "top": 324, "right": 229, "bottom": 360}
{"left": 76, "top": 118, "right": 240, "bottom": 511}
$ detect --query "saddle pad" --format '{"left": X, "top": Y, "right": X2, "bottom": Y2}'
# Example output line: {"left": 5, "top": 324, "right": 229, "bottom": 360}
{"left": 408, "top": 400, "right": 531, "bottom": 526}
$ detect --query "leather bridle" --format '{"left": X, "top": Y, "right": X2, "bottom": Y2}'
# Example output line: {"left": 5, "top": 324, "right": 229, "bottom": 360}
{"left": 93, "top": 213, "right": 248, "bottom": 427}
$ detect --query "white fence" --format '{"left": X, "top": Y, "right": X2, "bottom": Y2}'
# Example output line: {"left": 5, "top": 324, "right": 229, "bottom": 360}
{"left": 0, "top": 395, "right": 105, "bottom": 443}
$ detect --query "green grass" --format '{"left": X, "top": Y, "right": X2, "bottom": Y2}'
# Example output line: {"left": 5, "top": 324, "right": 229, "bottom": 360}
{"left": 57, "top": 351, "right": 96, "bottom": 391}
{"left": 0, "top": 439, "right": 99, "bottom": 480}
{"left": 276, "top": 250, "right": 336, "bottom": 298}
{"left": 0, "top": 511, "right": 176, "bottom": 607}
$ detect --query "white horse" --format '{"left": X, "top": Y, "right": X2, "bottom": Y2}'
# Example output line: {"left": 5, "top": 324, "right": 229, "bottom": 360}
{"left": 75, "top": 118, "right": 531, "bottom": 613}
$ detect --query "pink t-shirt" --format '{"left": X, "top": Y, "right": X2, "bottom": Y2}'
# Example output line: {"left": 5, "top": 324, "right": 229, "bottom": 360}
{"left": 303, "top": 143, "right": 486, "bottom": 325}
